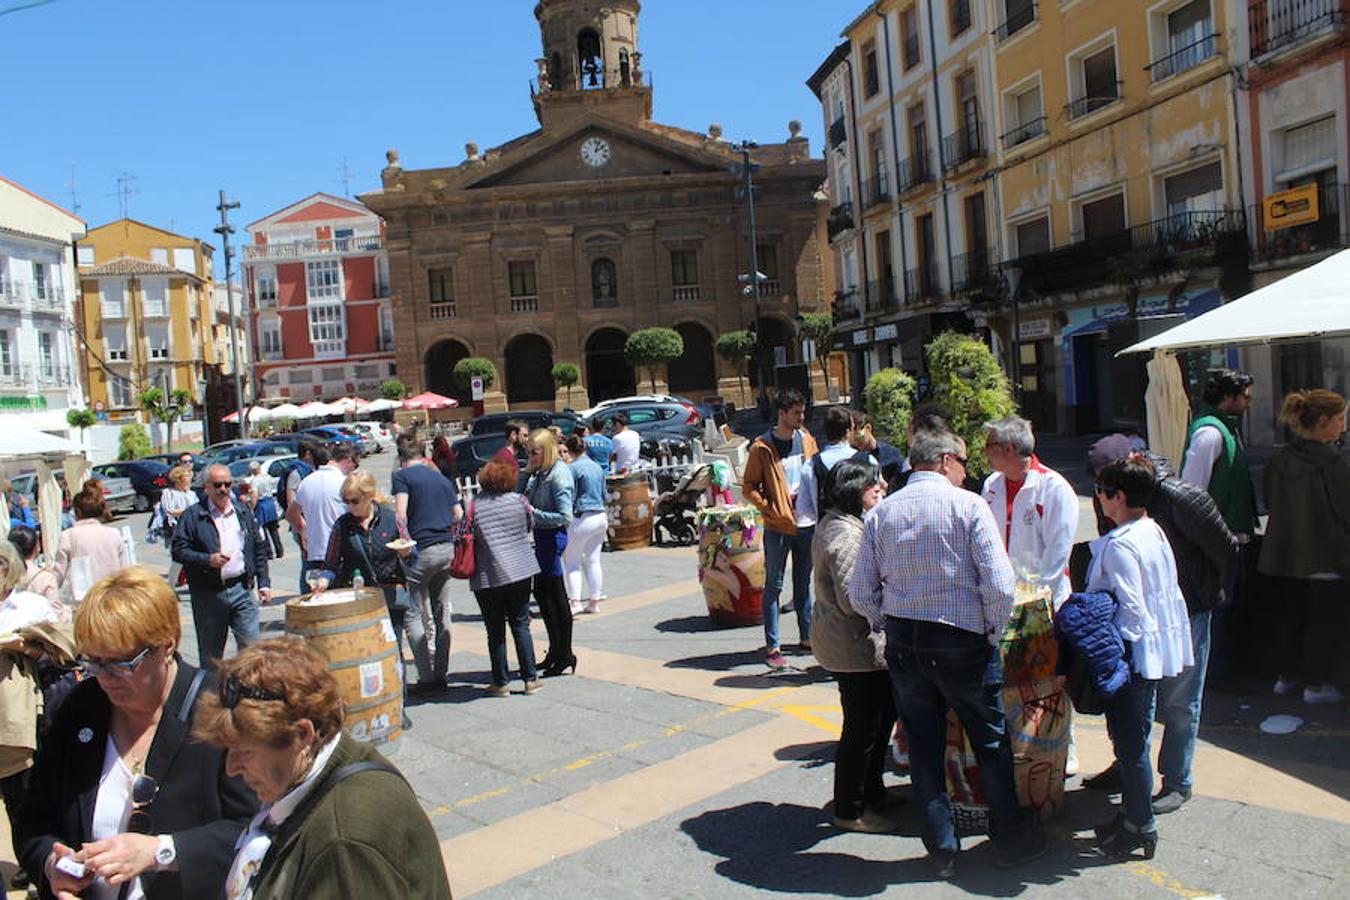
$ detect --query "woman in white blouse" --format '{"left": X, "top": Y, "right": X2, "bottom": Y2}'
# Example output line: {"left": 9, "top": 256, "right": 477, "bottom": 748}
{"left": 1087, "top": 453, "right": 1192, "bottom": 860}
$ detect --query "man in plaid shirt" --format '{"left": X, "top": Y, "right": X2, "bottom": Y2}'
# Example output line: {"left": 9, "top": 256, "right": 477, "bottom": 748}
{"left": 849, "top": 427, "right": 1047, "bottom": 877}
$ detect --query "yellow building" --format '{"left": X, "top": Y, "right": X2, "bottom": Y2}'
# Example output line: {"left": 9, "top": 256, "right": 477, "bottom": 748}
{"left": 989, "top": 0, "right": 1245, "bottom": 433}
{"left": 75, "top": 219, "right": 218, "bottom": 416}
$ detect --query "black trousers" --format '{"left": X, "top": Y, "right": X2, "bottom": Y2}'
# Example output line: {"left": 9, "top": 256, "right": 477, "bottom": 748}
{"left": 534, "top": 572, "right": 573, "bottom": 662}
{"left": 262, "top": 521, "right": 284, "bottom": 558}
{"left": 475, "top": 579, "right": 538, "bottom": 684}
{"left": 1274, "top": 576, "right": 1350, "bottom": 686}
{"left": 1, "top": 768, "right": 29, "bottom": 875}
{"left": 833, "top": 670, "right": 897, "bottom": 819}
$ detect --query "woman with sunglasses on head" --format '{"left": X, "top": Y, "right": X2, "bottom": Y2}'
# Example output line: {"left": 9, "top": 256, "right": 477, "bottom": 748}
{"left": 1086, "top": 454, "right": 1193, "bottom": 859}
{"left": 313, "top": 472, "right": 413, "bottom": 720}
{"left": 524, "top": 428, "right": 576, "bottom": 676}
{"left": 18, "top": 566, "right": 257, "bottom": 900}
{"left": 195, "top": 637, "right": 451, "bottom": 899}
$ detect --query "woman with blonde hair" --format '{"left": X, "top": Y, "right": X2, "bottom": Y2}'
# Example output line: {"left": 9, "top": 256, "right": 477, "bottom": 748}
{"left": 194, "top": 638, "right": 450, "bottom": 898}
{"left": 156, "top": 466, "right": 197, "bottom": 585}
{"left": 1259, "top": 389, "right": 1350, "bottom": 704}
{"left": 524, "top": 428, "right": 575, "bottom": 676}
{"left": 18, "top": 566, "right": 256, "bottom": 899}
{"left": 316, "top": 472, "right": 413, "bottom": 716}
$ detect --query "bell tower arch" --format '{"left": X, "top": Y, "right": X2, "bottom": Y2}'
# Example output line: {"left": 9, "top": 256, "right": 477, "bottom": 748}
{"left": 532, "top": 0, "right": 650, "bottom": 126}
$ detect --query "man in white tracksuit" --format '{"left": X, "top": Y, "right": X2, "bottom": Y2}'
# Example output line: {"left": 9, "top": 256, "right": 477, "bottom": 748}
{"left": 980, "top": 415, "right": 1081, "bottom": 773}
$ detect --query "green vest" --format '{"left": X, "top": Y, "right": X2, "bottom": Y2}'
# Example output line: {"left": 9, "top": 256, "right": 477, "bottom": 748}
{"left": 1184, "top": 404, "right": 1258, "bottom": 534}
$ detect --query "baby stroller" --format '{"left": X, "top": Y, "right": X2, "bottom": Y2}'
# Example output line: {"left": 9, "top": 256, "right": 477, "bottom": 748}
{"left": 653, "top": 463, "right": 714, "bottom": 546}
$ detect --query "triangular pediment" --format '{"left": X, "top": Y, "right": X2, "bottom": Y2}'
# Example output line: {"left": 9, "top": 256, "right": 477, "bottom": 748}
{"left": 464, "top": 119, "right": 733, "bottom": 190}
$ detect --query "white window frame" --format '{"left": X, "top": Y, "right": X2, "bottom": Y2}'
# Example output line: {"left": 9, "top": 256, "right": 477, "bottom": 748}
{"left": 109, "top": 372, "right": 134, "bottom": 408}
{"left": 1000, "top": 72, "right": 1046, "bottom": 148}
{"left": 1146, "top": 0, "right": 1216, "bottom": 83}
{"left": 77, "top": 246, "right": 95, "bottom": 266}
{"left": 143, "top": 277, "right": 169, "bottom": 317}
{"left": 0, "top": 328, "right": 12, "bottom": 377}
{"left": 101, "top": 280, "right": 126, "bottom": 318}
{"left": 1065, "top": 30, "right": 1121, "bottom": 122}
{"left": 256, "top": 268, "right": 278, "bottom": 306}
{"left": 1006, "top": 208, "right": 1054, "bottom": 259}
{"left": 308, "top": 303, "right": 346, "bottom": 356}
{"left": 146, "top": 323, "right": 171, "bottom": 360}
{"left": 306, "top": 259, "right": 343, "bottom": 302}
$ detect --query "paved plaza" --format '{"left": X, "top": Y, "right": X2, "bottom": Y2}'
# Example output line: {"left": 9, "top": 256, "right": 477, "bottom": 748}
{"left": 4, "top": 451, "right": 1348, "bottom": 899}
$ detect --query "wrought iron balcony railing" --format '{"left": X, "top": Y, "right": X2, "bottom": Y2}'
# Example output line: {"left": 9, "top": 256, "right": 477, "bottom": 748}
{"left": 864, "top": 173, "right": 892, "bottom": 209}
{"left": 898, "top": 150, "right": 933, "bottom": 193}
{"left": 993, "top": 1, "right": 1037, "bottom": 43}
{"left": 1065, "top": 88, "right": 1123, "bottom": 121}
{"left": 828, "top": 117, "right": 848, "bottom": 149}
{"left": 941, "top": 123, "right": 986, "bottom": 171}
{"left": 1146, "top": 33, "right": 1219, "bottom": 82}
{"left": 951, "top": 250, "right": 998, "bottom": 294}
{"left": 1250, "top": 0, "right": 1344, "bottom": 57}
{"left": 904, "top": 263, "right": 941, "bottom": 301}
{"left": 1252, "top": 182, "right": 1348, "bottom": 261}
{"left": 865, "top": 278, "right": 900, "bottom": 313}
{"left": 1001, "top": 116, "right": 1047, "bottom": 149}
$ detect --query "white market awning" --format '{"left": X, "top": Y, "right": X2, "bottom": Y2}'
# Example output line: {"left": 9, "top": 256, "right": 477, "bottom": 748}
{"left": 1121, "top": 248, "right": 1350, "bottom": 354}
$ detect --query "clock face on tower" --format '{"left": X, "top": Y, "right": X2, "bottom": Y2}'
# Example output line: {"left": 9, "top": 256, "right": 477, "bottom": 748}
{"left": 580, "top": 136, "right": 611, "bottom": 168}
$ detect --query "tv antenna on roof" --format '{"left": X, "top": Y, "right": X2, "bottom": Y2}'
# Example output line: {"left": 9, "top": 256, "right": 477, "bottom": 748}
{"left": 338, "top": 156, "right": 353, "bottom": 198}
{"left": 110, "top": 172, "right": 138, "bottom": 218}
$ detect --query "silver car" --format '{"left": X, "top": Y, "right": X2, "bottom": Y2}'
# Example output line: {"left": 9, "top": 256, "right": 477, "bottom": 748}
{"left": 8, "top": 470, "right": 137, "bottom": 517}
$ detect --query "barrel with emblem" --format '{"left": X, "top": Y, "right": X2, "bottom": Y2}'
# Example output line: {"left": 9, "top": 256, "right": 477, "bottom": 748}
{"left": 606, "top": 472, "right": 653, "bottom": 550}
{"left": 285, "top": 587, "right": 403, "bottom": 748}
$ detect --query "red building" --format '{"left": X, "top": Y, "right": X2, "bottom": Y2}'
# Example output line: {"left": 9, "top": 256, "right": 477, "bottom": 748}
{"left": 243, "top": 193, "right": 396, "bottom": 401}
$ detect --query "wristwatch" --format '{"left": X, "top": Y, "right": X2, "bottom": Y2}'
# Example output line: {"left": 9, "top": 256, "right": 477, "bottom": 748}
{"left": 155, "top": 835, "right": 176, "bottom": 868}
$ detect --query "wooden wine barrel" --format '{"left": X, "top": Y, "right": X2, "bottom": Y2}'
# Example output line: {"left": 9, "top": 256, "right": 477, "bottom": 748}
{"left": 285, "top": 587, "right": 403, "bottom": 748}
{"left": 606, "top": 473, "right": 653, "bottom": 550}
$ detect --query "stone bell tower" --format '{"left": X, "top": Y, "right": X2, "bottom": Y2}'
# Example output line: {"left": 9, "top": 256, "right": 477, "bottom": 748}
{"left": 531, "top": 0, "right": 651, "bottom": 127}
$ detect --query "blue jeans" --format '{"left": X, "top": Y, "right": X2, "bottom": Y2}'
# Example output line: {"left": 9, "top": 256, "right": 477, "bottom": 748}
{"left": 884, "top": 618, "right": 1025, "bottom": 855}
{"left": 1157, "top": 610, "right": 1211, "bottom": 793}
{"left": 762, "top": 526, "right": 814, "bottom": 650}
{"left": 293, "top": 531, "right": 308, "bottom": 595}
{"left": 189, "top": 581, "right": 260, "bottom": 670}
{"left": 1104, "top": 673, "right": 1160, "bottom": 830}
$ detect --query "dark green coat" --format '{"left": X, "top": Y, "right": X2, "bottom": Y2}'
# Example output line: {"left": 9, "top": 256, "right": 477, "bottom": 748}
{"left": 252, "top": 734, "right": 452, "bottom": 900}
{"left": 1258, "top": 438, "right": 1350, "bottom": 578}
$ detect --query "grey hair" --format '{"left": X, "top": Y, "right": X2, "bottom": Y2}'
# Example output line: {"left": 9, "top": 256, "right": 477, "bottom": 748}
{"left": 982, "top": 415, "right": 1035, "bottom": 456}
{"left": 908, "top": 428, "right": 964, "bottom": 465}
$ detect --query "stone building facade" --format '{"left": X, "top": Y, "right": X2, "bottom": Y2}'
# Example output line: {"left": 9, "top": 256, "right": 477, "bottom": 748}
{"left": 362, "top": 0, "right": 829, "bottom": 412}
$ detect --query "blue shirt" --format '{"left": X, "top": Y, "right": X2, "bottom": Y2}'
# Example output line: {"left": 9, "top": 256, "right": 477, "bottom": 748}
{"left": 797, "top": 441, "right": 873, "bottom": 525}
{"left": 570, "top": 455, "right": 607, "bottom": 515}
{"left": 391, "top": 462, "right": 461, "bottom": 549}
{"left": 848, "top": 470, "right": 1015, "bottom": 640}
{"left": 583, "top": 434, "right": 613, "bottom": 476}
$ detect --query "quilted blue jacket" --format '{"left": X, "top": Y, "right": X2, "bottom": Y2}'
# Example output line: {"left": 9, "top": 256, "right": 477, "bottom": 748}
{"left": 1055, "top": 590, "right": 1130, "bottom": 699}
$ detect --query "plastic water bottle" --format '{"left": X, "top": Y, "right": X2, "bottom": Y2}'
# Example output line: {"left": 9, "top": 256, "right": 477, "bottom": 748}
{"left": 353, "top": 572, "right": 365, "bottom": 592}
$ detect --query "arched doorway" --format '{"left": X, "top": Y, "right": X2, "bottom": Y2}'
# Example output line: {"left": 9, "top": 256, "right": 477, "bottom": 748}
{"left": 749, "top": 316, "right": 796, "bottom": 388}
{"left": 667, "top": 322, "right": 716, "bottom": 398}
{"left": 504, "top": 334, "right": 555, "bottom": 405}
{"left": 424, "top": 339, "right": 472, "bottom": 406}
{"left": 585, "top": 328, "right": 636, "bottom": 405}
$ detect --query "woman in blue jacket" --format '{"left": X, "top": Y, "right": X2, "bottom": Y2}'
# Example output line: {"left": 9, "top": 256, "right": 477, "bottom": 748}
{"left": 525, "top": 429, "right": 575, "bottom": 676}
{"left": 561, "top": 435, "right": 607, "bottom": 615}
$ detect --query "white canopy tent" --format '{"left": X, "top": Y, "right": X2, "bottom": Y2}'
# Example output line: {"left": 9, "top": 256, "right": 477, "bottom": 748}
{"left": 0, "top": 424, "right": 88, "bottom": 561}
{"left": 1121, "top": 248, "right": 1350, "bottom": 354}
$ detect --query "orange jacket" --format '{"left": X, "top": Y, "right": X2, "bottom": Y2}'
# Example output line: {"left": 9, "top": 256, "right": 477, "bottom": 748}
{"left": 742, "top": 429, "right": 818, "bottom": 535}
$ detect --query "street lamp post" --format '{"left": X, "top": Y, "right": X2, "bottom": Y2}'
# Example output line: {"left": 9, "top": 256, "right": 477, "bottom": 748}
{"left": 214, "top": 190, "right": 247, "bottom": 439}
{"left": 735, "top": 140, "right": 769, "bottom": 416}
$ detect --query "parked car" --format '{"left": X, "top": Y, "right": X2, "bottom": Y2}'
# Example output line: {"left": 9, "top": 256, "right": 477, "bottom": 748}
{"left": 263, "top": 433, "right": 313, "bottom": 454}
{"left": 93, "top": 460, "right": 171, "bottom": 512}
{"left": 192, "top": 442, "right": 293, "bottom": 487}
{"left": 10, "top": 469, "right": 137, "bottom": 516}
{"left": 140, "top": 452, "right": 203, "bottom": 471}
{"left": 300, "top": 426, "right": 369, "bottom": 453}
{"left": 586, "top": 400, "right": 703, "bottom": 441}
{"left": 349, "top": 421, "right": 395, "bottom": 452}
{"left": 202, "top": 438, "right": 256, "bottom": 456}
{"left": 578, "top": 394, "right": 712, "bottom": 421}
{"left": 468, "top": 411, "right": 583, "bottom": 439}
{"left": 450, "top": 434, "right": 525, "bottom": 481}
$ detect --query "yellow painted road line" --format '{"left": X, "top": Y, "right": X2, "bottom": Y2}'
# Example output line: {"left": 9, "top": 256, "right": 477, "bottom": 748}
{"left": 423, "top": 686, "right": 798, "bottom": 819}
{"left": 1127, "top": 862, "right": 1225, "bottom": 899}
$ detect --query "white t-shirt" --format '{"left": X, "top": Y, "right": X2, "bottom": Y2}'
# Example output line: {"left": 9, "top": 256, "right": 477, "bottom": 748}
{"left": 1180, "top": 425, "right": 1223, "bottom": 489}
{"left": 612, "top": 430, "right": 641, "bottom": 473}
{"left": 90, "top": 738, "right": 143, "bottom": 900}
{"left": 293, "top": 464, "right": 347, "bottom": 561}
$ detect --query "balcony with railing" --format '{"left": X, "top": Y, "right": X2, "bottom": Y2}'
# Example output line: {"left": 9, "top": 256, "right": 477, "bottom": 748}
{"left": 36, "top": 363, "right": 71, "bottom": 386}
{"left": 101, "top": 302, "right": 127, "bottom": 319}
{"left": 1147, "top": 33, "right": 1219, "bottom": 82}
{"left": 828, "top": 202, "right": 856, "bottom": 241}
{"left": 671, "top": 285, "right": 706, "bottom": 303}
{"left": 1065, "top": 86, "right": 1123, "bottom": 121}
{"left": 1250, "top": 0, "right": 1345, "bottom": 57}
{"left": 828, "top": 117, "right": 848, "bottom": 149}
{"left": 1252, "top": 182, "right": 1348, "bottom": 261}
{"left": 865, "top": 278, "right": 900, "bottom": 313}
{"left": 143, "top": 299, "right": 170, "bottom": 318}
{"left": 833, "top": 288, "right": 862, "bottom": 322}
{"left": 904, "top": 263, "right": 941, "bottom": 301}
{"left": 31, "top": 285, "right": 65, "bottom": 312}
{"left": 510, "top": 295, "right": 539, "bottom": 313}
{"left": 1001, "top": 116, "right": 1047, "bottom": 149}
{"left": 863, "top": 172, "right": 892, "bottom": 210}
{"left": 261, "top": 347, "right": 285, "bottom": 361}
{"left": 758, "top": 278, "right": 783, "bottom": 297}
{"left": 1010, "top": 208, "right": 1247, "bottom": 295}
{"left": 430, "top": 301, "right": 458, "bottom": 320}
{"left": 994, "top": 1, "right": 1037, "bottom": 43}
{"left": 897, "top": 150, "right": 933, "bottom": 194}
{"left": 941, "top": 123, "right": 986, "bottom": 172}
{"left": 243, "top": 234, "right": 384, "bottom": 262}
{"left": 951, "top": 250, "right": 998, "bottom": 294}
{"left": 0, "top": 363, "right": 26, "bottom": 386}
{"left": 0, "top": 279, "right": 27, "bottom": 308}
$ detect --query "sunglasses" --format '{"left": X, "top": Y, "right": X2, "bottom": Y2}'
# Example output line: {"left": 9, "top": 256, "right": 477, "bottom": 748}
{"left": 220, "top": 674, "right": 287, "bottom": 710}
{"left": 78, "top": 646, "right": 155, "bottom": 679}
{"left": 210, "top": 480, "right": 233, "bottom": 488}
{"left": 946, "top": 454, "right": 968, "bottom": 467}
{"left": 127, "top": 773, "right": 159, "bottom": 834}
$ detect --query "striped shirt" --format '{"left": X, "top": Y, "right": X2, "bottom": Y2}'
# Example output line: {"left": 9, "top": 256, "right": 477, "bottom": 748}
{"left": 469, "top": 491, "right": 540, "bottom": 591}
{"left": 848, "top": 471, "right": 1015, "bottom": 640}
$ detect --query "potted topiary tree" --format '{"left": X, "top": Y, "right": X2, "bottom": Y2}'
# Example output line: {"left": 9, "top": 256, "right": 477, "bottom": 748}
{"left": 380, "top": 378, "right": 407, "bottom": 400}
{"left": 863, "top": 368, "right": 917, "bottom": 450}
{"left": 624, "top": 328, "right": 684, "bottom": 393}
{"left": 66, "top": 407, "right": 97, "bottom": 447}
{"left": 551, "top": 362, "right": 580, "bottom": 407}
{"left": 715, "top": 330, "right": 757, "bottom": 406}
{"left": 798, "top": 312, "right": 835, "bottom": 399}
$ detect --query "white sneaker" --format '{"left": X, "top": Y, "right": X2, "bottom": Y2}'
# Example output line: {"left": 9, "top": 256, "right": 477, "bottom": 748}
{"left": 583, "top": 600, "right": 600, "bottom": 614}
{"left": 1303, "top": 684, "right": 1345, "bottom": 704}
{"left": 1273, "top": 677, "right": 1299, "bottom": 696}
{"left": 569, "top": 602, "right": 584, "bottom": 616}
{"left": 1065, "top": 747, "right": 1080, "bottom": 778}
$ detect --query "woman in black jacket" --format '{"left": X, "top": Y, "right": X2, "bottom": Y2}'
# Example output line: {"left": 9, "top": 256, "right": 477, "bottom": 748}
{"left": 19, "top": 566, "right": 257, "bottom": 900}
{"left": 317, "top": 472, "right": 414, "bottom": 706}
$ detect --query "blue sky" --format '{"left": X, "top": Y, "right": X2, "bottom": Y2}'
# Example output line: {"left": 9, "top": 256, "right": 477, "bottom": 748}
{"left": 2, "top": 0, "right": 849, "bottom": 273}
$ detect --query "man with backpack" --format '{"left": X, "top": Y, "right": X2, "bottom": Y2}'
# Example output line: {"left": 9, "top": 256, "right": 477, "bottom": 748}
{"left": 798, "top": 406, "right": 871, "bottom": 525}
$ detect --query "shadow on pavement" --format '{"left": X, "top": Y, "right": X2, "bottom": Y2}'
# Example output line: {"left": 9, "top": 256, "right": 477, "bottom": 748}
{"left": 716, "top": 667, "right": 834, "bottom": 690}
{"left": 655, "top": 615, "right": 724, "bottom": 634}
{"left": 680, "top": 799, "right": 1117, "bottom": 897}
{"left": 666, "top": 649, "right": 768, "bottom": 671}
{"left": 773, "top": 740, "right": 835, "bottom": 768}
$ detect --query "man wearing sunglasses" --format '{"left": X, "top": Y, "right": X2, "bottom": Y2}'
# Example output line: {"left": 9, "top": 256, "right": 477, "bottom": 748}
{"left": 171, "top": 464, "right": 271, "bottom": 668}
